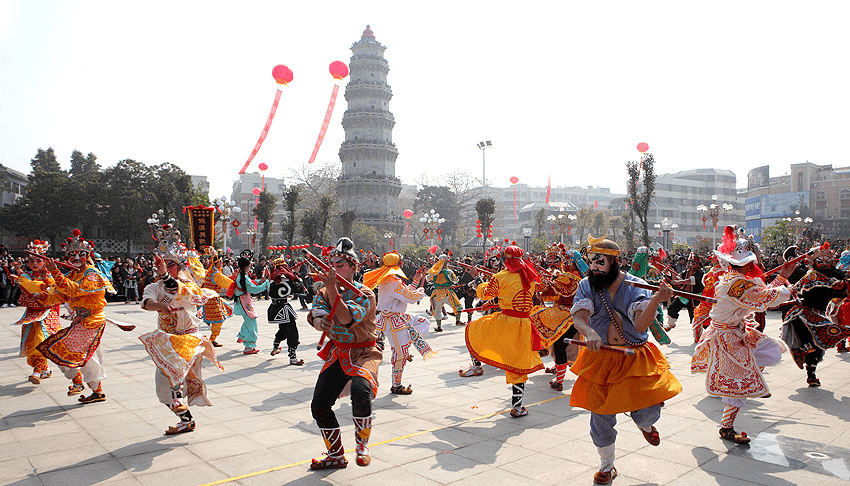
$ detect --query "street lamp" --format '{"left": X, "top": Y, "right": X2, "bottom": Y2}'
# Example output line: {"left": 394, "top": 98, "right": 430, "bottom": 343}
{"left": 383, "top": 231, "right": 395, "bottom": 252}
{"left": 419, "top": 209, "right": 446, "bottom": 244}
{"left": 653, "top": 217, "right": 679, "bottom": 252}
{"left": 212, "top": 196, "right": 242, "bottom": 252}
{"left": 477, "top": 140, "right": 493, "bottom": 199}
{"left": 697, "top": 194, "right": 733, "bottom": 249}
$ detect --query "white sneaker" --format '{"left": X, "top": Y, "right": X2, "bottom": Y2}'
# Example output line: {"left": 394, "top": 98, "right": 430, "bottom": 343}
{"left": 1, "top": 304, "right": 8, "bottom": 308}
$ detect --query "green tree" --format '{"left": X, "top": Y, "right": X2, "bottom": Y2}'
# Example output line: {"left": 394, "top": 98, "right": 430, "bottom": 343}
{"left": 414, "top": 185, "right": 460, "bottom": 248}
{"left": 68, "top": 150, "right": 103, "bottom": 236}
{"left": 534, "top": 208, "right": 547, "bottom": 238}
{"left": 627, "top": 152, "right": 656, "bottom": 248}
{"left": 475, "top": 197, "right": 496, "bottom": 252}
{"left": 0, "top": 148, "right": 71, "bottom": 255}
{"left": 351, "top": 223, "right": 383, "bottom": 253}
{"left": 340, "top": 210, "right": 356, "bottom": 238}
{"left": 301, "top": 194, "right": 335, "bottom": 245}
{"left": 102, "top": 160, "right": 154, "bottom": 255}
{"left": 531, "top": 237, "right": 549, "bottom": 254}
{"left": 761, "top": 220, "right": 795, "bottom": 253}
{"left": 280, "top": 185, "right": 301, "bottom": 255}
{"left": 253, "top": 190, "right": 277, "bottom": 254}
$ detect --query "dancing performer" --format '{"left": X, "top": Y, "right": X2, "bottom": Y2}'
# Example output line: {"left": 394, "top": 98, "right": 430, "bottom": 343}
{"left": 232, "top": 255, "right": 270, "bottom": 354}
{"left": 691, "top": 228, "right": 795, "bottom": 444}
{"left": 570, "top": 235, "right": 681, "bottom": 484}
{"left": 198, "top": 249, "right": 233, "bottom": 348}
{"left": 13, "top": 240, "right": 61, "bottom": 384}
{"left": 454, "top": 256, "right": 478, "bottom": 325}
{"left": 364, "top": 251, "right": 435, "bottom": 395}
{"left": 781, "top": 243, "right": 850, "bottom": 387}
{"left": 308, "top": 238, "right": 380, "bottom": 470}
{"left": 465, "top": 245, "right": 544, "bottom": 417}
{"left": 532, "top": 244, "right": 586, "bottom": 391}
{"left": 425, "top": 252, "right": 461, "bottom": 332}
{"left": 36, "top": 229, "right": 116, "bottom": 403}
{"left": 139, "top": 224, "right": 222, "bottom": 435}
{"left": 458, "top": 249, "right": 503, "bottom": 378}
{"left": 665, "top": 252, "right": 704, "bottom": 331}
{"left": 268, "top": 257, "right": 304, "bottom": 365}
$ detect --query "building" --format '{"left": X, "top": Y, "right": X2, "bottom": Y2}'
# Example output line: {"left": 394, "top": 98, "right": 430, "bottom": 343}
{"left": 190, "top": 175, "right": 210, "bottom": 198}
{"left": 227, "top": 172, "right": 287, "bottom": 251}
{"left": 336, "top": 25, "right": 403, "bottom": 234}
{"left": 0, "top": 165, "right": 29, "bottom": 249}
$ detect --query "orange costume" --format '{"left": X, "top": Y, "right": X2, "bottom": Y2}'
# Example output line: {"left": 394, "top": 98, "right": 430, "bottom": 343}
{"left": 465, "top": 245, "right": 543, "bottom": 417}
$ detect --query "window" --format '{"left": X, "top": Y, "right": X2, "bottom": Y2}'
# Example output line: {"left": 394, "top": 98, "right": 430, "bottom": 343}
{"left": 816, "top": 191, "right": 827, "bottom": 209}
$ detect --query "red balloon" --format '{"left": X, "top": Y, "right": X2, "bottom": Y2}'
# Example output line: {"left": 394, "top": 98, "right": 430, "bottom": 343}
{"left": 329, "top": 61, "right": 349, "bottom": 80}
{"left": 272, "top": 64, "right": 294, "bottom": 86}
{"left": 258, "top": 163, "right": 268, "bottom": 171}
{"left": 510, "top": 176, "right": 519, "bottom": 184}
{"left": 637, "top": 142, "right": 649, "bottom": 153}
{"left": 403, "top": 209, "right": 413, "bottom": 219}
{"left": 252, "top": 187, "right": 262, "bottom": 196}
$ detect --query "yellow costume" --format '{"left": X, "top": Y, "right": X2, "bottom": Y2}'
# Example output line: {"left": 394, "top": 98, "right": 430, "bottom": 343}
{"left": 14, "top": 262, "right": 61, "bottom": 382}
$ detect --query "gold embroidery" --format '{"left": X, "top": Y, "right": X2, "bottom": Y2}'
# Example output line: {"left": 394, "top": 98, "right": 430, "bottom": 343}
{"left": 727, "top": 279, "right": 755, "bottom": 299}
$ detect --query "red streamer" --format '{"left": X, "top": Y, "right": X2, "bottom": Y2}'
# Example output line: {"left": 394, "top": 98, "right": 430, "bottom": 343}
{"left": 307, "top": 84, "right": 340, "bottom": 164}
{"left": 239, "top": 89, "right": 282, "bottom": 174}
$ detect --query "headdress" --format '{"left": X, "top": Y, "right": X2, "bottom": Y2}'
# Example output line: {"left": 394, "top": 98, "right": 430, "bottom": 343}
{"left": 363, "top": 251, "right": 408, "bottom": 289}
{"left": 587, "top": 234, "right": 620, "bottom": 256}
{"left": 427, "top": 253, "right": 449, "bottom": 275}
{"left": 329, "top": 237, "right": 359, "bottom": 266}
{"left": 27, "top": 239, "right": 50, "bottom": 255}
{"left": 147, "top": 211, "right": 193, "bottom": 267}
{"left": 783, "top": 245, "right": 800, "bottom": 262}
{"left": 810, "top": 242, "right": 833, "bottom": 264}
{"left": 503, "top": 245, "right": 541, "bottom": 290}
{"left": 545, "top": 242, "right": 566, "bottom": 261}
{"left": 714, "top": 225, "right": 757, "bottom": 266}
{"left": 688, "top": 251, "right": 701, "bottom": 266}
{"left": 61, "top": 228, "right": 95, "bottom": 255}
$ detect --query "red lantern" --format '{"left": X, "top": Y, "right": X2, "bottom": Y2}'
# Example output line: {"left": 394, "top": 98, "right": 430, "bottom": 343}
{"left": 252, "top": 187, "right": 261, "bottom": 196}
{"left": 510, "top": 176, "right": 519, "bottom": 184}
{"left": 637, "top": 142, "right": 649, "bottom": 153}
{"left": 403, "top": 209, "right": 413, "bottom": 219}
{"left": 272, "top": 64, "right": 294, "bottom": 86}
{"left": 329, "top": 61, "right": 349, "bottom": 80}
{"left": 258, "top": 163, "right": 268, "bottom": 171}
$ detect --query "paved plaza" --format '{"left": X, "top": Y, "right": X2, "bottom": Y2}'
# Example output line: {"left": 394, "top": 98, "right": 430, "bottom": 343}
{"left": 2, "top": 300, "right": 850, "bottom": 485}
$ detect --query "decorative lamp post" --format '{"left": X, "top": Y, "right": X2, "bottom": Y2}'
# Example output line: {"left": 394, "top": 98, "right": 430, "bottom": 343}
{"left": 653, "top": 217, "right": 679, "bottom": 252}
{"left": 212, "top": 196, "right": 242, "bottom": 252}
{"left": 697, "top": 194, "right": 733, "bottom": 249}
{"left": 419, "top": 209, "right": 445, "bottom": 244}
{"left": 384, "top": 231, "right": 395, "bottom": 252}
{"left": 477, "top": 140, "right": 493, "bottom": 198}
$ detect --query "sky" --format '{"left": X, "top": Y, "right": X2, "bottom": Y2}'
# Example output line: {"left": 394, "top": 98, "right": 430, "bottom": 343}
{"left": 2, "top": 1, "right": 850, "bottom": 201}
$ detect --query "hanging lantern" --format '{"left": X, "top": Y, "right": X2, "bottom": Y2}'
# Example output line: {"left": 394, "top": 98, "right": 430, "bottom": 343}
{"left": 637, "top": 142, "right": 649, "bottom": 153}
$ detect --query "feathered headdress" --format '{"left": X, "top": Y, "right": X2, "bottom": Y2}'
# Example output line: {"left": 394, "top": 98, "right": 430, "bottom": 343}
{"left": 147, "top": 210, "right": 192, "bottom": 266}
{"left": 61, "top": 229, "right": 95, "bottom": 255}
{"left": 27, "top": 239, "right": 50, "bottom": 255}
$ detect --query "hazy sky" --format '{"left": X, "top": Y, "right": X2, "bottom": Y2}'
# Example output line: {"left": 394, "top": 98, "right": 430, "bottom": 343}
{"left": 2, "top": 1, "right": 849, "bottom": 200}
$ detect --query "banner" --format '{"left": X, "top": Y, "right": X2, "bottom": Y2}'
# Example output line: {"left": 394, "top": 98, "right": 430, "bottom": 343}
{"left": 308, "top": 84, "right": 340, "bottom": 164}
{"left": 183, "top": 205, "right": 215, "bottom": 251}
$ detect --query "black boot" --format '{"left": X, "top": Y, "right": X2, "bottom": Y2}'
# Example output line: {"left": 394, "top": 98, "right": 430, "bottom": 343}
{"left": 806, "top": 364, "right": 821, "bottom": 387}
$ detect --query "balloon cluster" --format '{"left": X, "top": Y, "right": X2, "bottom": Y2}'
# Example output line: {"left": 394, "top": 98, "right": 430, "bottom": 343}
{"left": 214, "top": 197, "right": 242, "bottom": 216}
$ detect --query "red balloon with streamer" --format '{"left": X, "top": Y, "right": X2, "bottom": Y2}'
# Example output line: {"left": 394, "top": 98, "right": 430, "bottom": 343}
{"left": 238, "top": 65, "right": 292, "bottom": 174}
{"left": 510, "top": 176, "right": 519, "bottom": 218}
{"left": 252, "top": 187, "right": 261, "bottom": 196}
{"left": 403, "top": 209, "right": 413, "bottom": 244}
{"left": 637, "top": 142, "right": 649, "bottom": 153}
{"left": 308, "top": 61, "right": 350, "bottom": 164}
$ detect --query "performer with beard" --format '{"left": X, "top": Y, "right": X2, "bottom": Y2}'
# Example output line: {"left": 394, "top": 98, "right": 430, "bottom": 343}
{"left": 781, "top": 243, "right": 850, "bottom": 387}
{"left": 570, "top": 235, "right": 682, "bottom": 485}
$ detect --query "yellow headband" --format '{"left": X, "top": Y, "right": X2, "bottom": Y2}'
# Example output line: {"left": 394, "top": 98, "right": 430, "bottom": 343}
{"left": 587, "top": 234, "right": 620, "bottom": 256}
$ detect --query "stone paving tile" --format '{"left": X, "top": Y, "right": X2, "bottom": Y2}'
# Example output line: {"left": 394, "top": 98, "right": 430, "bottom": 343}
{"left": 29, "top": 444, "right": 112, "bottom": 474}
{"left": 0, "top": 457, "right": 37, "bottom": 483}
{"left": 132, "top": 462, "right": 227, "bottom": 486}
{"left": 37, "top": 459, "right": 133, "bottom": 486}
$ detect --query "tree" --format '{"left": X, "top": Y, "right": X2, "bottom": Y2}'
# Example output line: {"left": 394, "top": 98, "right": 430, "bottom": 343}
{"left": 68, "top": 150, "right": 103, "bottom": 236}
{"left": 475, "top": 197, "right": 496, "bottom": 252}
{"left": 280, "top": 185, "right": 301, "bottom": 254}
{"left": 351, "top": 223, "right": 383, "bottom": 253}
{"left": 253, "top": 190, "right": 277, "bottom": 254}
{"left": 340, "top": 210, "right": 356, "bottom": 238}
{"left": 415, "top": 185, "right": 460, "bottom": 248}
{"left": 102, "top": 159, "right": 155, "bottom": 255}
{"left": 289, "top": 161, "right": 340, "bottom": 208}
{"left": 534, "top": 208, "right": 547, "bottom": 238}
{"left": 0, "top": 148, "right": 71, "bottom": 255}
{"left": 627, "top": 152, "right": 656, "bottom": 248}
{"left": 761, "top": 220, "right": 795, "bottom": 253}
{"left": 301, "top": 194, "right": 335, "bottom": 245}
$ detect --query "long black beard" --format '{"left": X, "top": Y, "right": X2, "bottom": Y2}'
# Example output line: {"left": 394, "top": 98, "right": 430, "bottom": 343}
{"left": 588, "top": 260, "right": 620, "bottom": 292}
{"left": 815, "top": 265, "right": 844, "bottom": 280}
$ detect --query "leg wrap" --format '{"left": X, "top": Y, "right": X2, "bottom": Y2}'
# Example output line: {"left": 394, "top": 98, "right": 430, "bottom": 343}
{"left": 597, "top": 444, "right": 615, "bottom": 472}
{"left": 353, "top": 415, "right": 373, "bottom": 456}
{"left": 511, "top": 383, "right": 525, "bottom": 410}
{"left": 721, "top": 404, "right": 740, "bottom": 429}
{"left": 319, "top": 427, "right": 345, "bottom": 459}
{"left": 554, "top": 363, "right": 568, "bottom": 384}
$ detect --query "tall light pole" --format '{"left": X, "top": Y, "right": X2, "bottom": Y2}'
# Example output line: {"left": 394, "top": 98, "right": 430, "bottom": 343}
{"left": 697, "top": 194, "right": 733, "bottom": 249}
{"left": 419, "top": 209, "right": 445, "bottom": 244}
{"left": 477, "top": 140, "right": 492, "bottom": 198}
{"left": 653, "top": 217, "right": 678, "bottom": 252}
{"left": 213, "top": 196, "right": 242, "bottom": 252}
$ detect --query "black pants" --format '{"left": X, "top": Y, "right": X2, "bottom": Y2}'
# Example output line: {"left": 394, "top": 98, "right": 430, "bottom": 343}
{"left": 667, "top": 297, "right": 694, "bottom": 322}
{"left": 273, "top": 322, "right": 299, "bottom": 349}
{"left": 553, "top": 326, "right": 579, "bottom": 365}
{"left": 311, "top": 360, "right": 372, "bottom": 429}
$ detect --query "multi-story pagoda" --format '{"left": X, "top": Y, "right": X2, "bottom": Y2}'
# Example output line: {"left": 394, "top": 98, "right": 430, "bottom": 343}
{"left": 337, "top": 25, "right": 402, "bottom": 231}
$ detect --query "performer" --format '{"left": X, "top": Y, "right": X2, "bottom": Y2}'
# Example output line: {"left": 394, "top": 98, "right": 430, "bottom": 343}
{"left": 425, "top": 252, "right": 462, "bottom": 332}
{"left": 454, "top": 256, "right": 478, "bottom": 325}
{"left": 232, "top": 255, "right": 270, "bottom": 354}
{"left": 364, "top": 251, "right": 435, "bottom": 395}
{"left": 36, "top": 229, "right": 116, "bottom": 403}
{"left": 665, "top": 252, "right": 705, "bottom": 331}
{"left": 12, "top": 240, "right": 61, "bottom": 384}
{"left": 570, "top": 235, "right": 682, "bottom": 485}
{"left": 198, "top": 248, "right": 233, "bottom": 347}
{"left": 691, "top": 227, "right": 795, "bottom": 444}
{"left": 459, "top": 249, "right": 503, "bottom": 377}
{"left": 531, "top": 244, "right": 585, "bottom": 391}
{"left": 268, "top": 257, "right": 305, "bottom": 365}
{"left": 691, "top": 254, "right": 727, "bottom": 344}
{"left": 465, "top": 245, "right": 544, "bottom": 417}
{"left": 307, "top": 237, "right": 380, "bottom": 470}
{"left": 139, "top": 225, "right": 222, "bottom": 435}
{"left": 781, "top": 243, "right": 850, "bottom": 387}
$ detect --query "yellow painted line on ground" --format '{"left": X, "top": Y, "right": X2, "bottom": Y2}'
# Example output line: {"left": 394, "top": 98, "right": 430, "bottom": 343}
{"left": 197, "top": 393, "right": 570, "bottom": 486}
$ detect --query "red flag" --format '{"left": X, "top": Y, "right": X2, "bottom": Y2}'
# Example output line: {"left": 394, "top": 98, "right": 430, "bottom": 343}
{"left": 594, "top": 199, "right": 598, "bottom": 208}
{"left": 545, "top": 174, "right": 551, "bottom": 203}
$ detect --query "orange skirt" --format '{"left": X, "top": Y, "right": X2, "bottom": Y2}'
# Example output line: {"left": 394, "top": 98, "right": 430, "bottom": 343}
{"left": 570, "top": 342, "right": 681, "bottom": 415}
{"left": 465, "top": 312, "right": 543, "bottom": 375}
